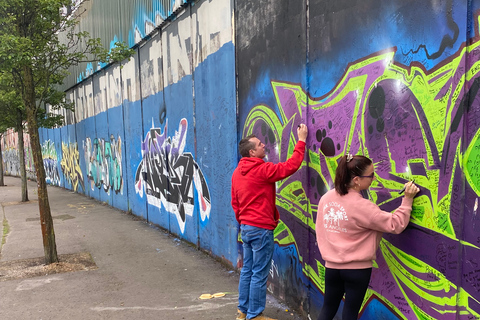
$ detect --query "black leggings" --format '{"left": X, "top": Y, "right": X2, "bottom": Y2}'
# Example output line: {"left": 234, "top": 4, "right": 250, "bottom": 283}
{"left": 318, "top": 268, "right": 372, "bottom": 320}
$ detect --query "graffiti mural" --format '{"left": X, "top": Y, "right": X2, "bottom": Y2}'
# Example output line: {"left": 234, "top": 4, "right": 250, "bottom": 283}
{"left": 135, "top": 118, "right": 211, "bottom": 233}
{"left": 83, "top": 135, "right": 123, "bottom": 194}
{"left": 3, "top": 148, "right": 20, "bottom": 176}
{"left": 42, "top": 140, "right": 61, "bottom": 186}
{"left": 1, "top": 131, "right": 16, "bottom": 175}
{"left": 60, "top": 142, "right": 85, "bottom": 192}
{"left": 242, "top": 40, "right": 480, "bottom": 318}
{"left": 1, "top": 129, "right": 35, "bottom": 178}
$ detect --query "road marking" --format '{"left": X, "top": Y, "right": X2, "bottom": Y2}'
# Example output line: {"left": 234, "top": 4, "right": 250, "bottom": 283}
{"left": 15, "top": 276, "right": 63, "bottom": 291}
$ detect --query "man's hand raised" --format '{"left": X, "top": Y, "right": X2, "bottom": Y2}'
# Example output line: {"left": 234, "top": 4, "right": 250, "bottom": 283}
{"left": 297, "top": 124, "right": 308, "bottom": 142}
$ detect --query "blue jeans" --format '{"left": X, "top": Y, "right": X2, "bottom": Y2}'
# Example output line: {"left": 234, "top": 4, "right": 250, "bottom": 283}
{"left": 238, "top": 224, "right": 274, "bottom": 319}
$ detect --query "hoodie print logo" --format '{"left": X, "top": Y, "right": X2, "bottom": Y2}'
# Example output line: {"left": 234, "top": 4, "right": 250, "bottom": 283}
{"left": 323, "top": 202, "right": 348, "bottom": 233}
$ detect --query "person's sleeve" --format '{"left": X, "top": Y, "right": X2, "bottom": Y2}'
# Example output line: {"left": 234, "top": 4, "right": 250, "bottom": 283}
{"left": 358, "top": 197, "right": 413, "bottom": 234}
{"left": 231, "top": 177, "right": 240, "bottom": 223}
{"left": 262, "top": 141, "right": 306, "bottom": 183}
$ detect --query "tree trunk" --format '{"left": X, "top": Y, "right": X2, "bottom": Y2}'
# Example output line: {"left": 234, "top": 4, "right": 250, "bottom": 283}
{"left": 17, "top": 112, "right": 28, "bottom": 202}
{"left": 0, "top": 136, "right": 4, "bottom": 186}
{"left": 23, "top": 65, "right": 58, "bottom": 264}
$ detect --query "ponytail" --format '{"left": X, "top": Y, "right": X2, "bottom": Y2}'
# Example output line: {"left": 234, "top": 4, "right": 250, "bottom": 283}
{"left": 334, "top": 154, "right": 372, "bottom": 195}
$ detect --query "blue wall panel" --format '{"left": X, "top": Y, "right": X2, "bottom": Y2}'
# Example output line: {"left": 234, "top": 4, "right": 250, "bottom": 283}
{"left": 194, "top": 42, "right": 237, "bottom": 264}
{"left": 81, "top": 117, "right": 96, "bottom": 197}
{"left": 40, "top": 127, "right": 61, "bottom": 187}
{"left": 93, "top": 110, "right": 110, "bottom": 204}
{"left": 39, "top": 127, "right": 47, "bottom": 180}
{"left": 38, "top": 128, "right": 46, "bottom": 147}
{"left": 56, "top": 127, "right": 67, "bottom": 190}
{"left": 141, "top": 92, "right": 169, "bottom": 228}
{"left": 161, "top": 75, "right": 197, "bottom": 242}
{"left": 74, "top": 119, "right": 86, "bottom": 195}
{"left": 67, "top": 124, "right": 76, "bottom": 149}
{"left": 123, "top": 99, "right": 146, "bottom": 218}
{"left": 86, "top": 115, "right": 100, "bottom": 200}
{"left": 108, "top": 105, "right": 129, "bottom": 212}
{"left": 51, "top": 127, "right": 61, "bottom": 187}
{"left": 66, "top": 123, "right": 79, "bottom": 190}
{"left": 88, "top": 74, "right": 103, "bottom": 201}
{"left": 138, "top": 32, "right": 168, "bottom": 227}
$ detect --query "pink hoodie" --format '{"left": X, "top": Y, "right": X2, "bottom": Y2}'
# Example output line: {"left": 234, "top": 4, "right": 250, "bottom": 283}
{"left": 315, "top": 189, "right": 413, "bottom": 269}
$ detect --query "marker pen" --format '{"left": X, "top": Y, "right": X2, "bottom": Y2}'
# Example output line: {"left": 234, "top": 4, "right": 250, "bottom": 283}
{"left": 399, "top": 179, "right": 415, "bottom": 194}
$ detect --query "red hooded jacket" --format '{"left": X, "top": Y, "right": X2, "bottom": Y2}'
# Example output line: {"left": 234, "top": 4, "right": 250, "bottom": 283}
{"left": 231, "top": 141, "right": 306, "bottom": 230}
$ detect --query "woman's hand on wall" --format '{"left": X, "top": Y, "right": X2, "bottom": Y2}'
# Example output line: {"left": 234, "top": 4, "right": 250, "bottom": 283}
{"left": 403, "top": 181, "right": 420, "bottom": 199}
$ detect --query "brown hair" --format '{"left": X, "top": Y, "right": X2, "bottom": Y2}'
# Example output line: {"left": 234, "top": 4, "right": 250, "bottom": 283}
{"left": 334, "top": 154, "right": 372, "bottom": 195}
{"left": 239, "top": 134, "right": 257, "bottom": 157}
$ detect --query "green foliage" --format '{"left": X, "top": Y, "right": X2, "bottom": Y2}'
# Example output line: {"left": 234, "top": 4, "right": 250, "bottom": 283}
{"left": 0, "top": 0, "right": 134, "bottom": 127}
{"left": 0, "top": 72, "right": 23, "bottom": 130}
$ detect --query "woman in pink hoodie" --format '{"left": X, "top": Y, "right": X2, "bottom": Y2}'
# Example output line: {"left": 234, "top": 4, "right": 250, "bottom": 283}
{"left": 315, "top": 154, "right": 419, "bottom": 320}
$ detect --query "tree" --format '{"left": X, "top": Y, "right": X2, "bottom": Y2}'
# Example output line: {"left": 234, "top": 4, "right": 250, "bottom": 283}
{"left": 0, "top": 0, "right": 133, "bottom": 264}
{"left": 16, "top": 108, "right": 29, "bottom": 201}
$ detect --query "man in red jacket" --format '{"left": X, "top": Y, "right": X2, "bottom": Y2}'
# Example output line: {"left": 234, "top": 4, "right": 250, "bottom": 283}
{"left": 231, "top": 124, "right": 308, "bottom": 320}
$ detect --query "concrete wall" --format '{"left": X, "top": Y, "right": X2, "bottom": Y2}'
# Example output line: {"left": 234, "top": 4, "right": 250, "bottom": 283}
{"left": 3, "top": 0, "right": 480, "bottom": 319}
{"left": 1, "top": 0, "right": 238, "bottom": 265}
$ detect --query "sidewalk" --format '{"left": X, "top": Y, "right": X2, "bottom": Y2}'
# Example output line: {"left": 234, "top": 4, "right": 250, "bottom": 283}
{"left": 0, "top": 176, "right": 303, "bottom": 320}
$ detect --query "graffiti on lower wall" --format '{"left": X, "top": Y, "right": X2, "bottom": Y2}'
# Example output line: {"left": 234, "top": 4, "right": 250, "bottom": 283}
{"left": 1, "top": 129, "right": 35, "bottom": 178}
{"left": 60, "top": 142, "right": 85, "bottom": 192}
{"left": 42, "top": 140, "right": 61, "bottom": 186}
{"left": 83, "top": 135, "right": 123, "bottom": 194}
{"left": 3, "top": 148, "right": 20, "bottom": 176}
{"left": 135, "top": 118, "right": 211, "bottom": 233}
{"left": 243, "top": 41, "right": 480, "bottom": 319}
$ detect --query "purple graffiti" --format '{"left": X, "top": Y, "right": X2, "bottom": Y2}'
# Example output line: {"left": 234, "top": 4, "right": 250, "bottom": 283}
{"left": 244, "top": 46, "right": 480, "bottom": 318}
{"left": 135, "top": 118, "right": 211, "bottom": 233}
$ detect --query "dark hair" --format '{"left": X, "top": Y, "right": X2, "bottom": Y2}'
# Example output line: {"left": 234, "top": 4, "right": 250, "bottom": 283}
{"left": 239, "top": 134, "right": 257, "bottom": 157}
{"left": 334, "top": 154, "right": 372, "bottom": 195}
